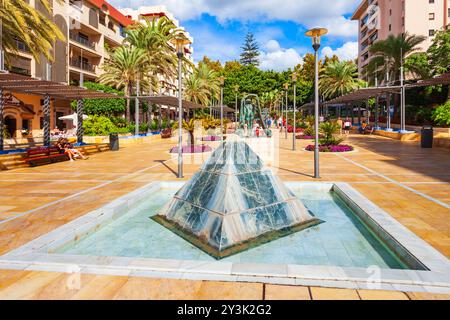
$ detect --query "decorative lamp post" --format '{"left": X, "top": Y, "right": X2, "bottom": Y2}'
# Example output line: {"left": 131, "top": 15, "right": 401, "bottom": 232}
{"left": 283, "top": 82, "right": 289, "bottom": 139}
{"left": 291, "top": 72, "right": 297, "bottom": 151}
{"left": 306, "top": 27, "right": 328, "bottom": 179}
{"left": 219, "top": 76, "right": 225, "bottom": 141}
{"left": 171, "top": 34, "right": 191, "bottom": 179}
{"left": 233, "top": 84, "right": 239, "bottom": 126}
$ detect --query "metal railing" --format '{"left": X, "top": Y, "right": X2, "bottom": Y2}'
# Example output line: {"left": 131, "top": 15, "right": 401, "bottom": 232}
{"left": 69, "top": 33, "right": 96, "bottom": 50}
{"left": 69, "top": 59, "right": 95, "bottom": 72}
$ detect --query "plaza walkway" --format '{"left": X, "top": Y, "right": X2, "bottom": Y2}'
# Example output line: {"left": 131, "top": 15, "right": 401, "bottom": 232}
{"left": 0, "top": 132, "right": 449, "bottom": 299}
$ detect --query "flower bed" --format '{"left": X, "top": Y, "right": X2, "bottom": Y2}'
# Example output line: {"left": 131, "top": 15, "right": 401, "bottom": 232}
{"left": 287, "top": 126, "right": 304, "bottom": 133}
{"left": 169, "top": 145, "right": 213, "bottom": 154}
{"left": 296, "top": 135, "right": 314, "bottom": 140}
{"left": 305, "top": 144, "right": 354, "bottom": 152}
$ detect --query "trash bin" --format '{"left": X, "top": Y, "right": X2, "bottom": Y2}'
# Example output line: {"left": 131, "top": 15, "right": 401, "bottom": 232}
{"left": 421, "top": 126, "right": 433, "bottom": 148}
{"left": 109, "top": 133, "right": 119, "bottom": 151}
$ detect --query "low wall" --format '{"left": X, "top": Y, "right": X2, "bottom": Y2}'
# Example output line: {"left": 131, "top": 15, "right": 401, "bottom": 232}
{"left": 373, "top": 130, "right": 420, "bottom": 141}
{"left": 83, "top": 134, "right": 161, "bottom": 145}
{"left": 373, "top": 130, "right": 450, "bottom": 150}
{"left": 0, "top": 143, "right": 110, "bottom": 171}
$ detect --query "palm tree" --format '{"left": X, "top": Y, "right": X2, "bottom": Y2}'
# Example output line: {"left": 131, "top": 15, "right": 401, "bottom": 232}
{"left": 196, "top": 63, "right": 220, "bottom": 103}
{"left": 366, "top": 33, "right": 426, "bottom": 84}
{"left": 320, "top": 61, "right": 364, "bottom": 99}
{"left": 99, "top": 46, "right": 149, "bottom": 121}
{"left": 1, "top": 0, "right": 65, "bottom": 63}
{"left": 125, "top": 17, "right": 181, "bottom": 94}
{"left": 184, "top": 71, "right": 210, "bottom": 106}
{"left": 184, "top": 64, "right": 219, "bottom": 107}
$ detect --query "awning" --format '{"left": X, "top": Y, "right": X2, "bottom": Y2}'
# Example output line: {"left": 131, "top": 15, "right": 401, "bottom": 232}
{"left": 323, "top": 86, "right": 402, "bottom": 105}
{"left": 405, "top": 72, "right": 450, "bottom": 88}
{"left": 135, "top": 95, "right": 204, "bottom": 109}
{"left": 210, "top": 105, "right": 235, "bottom": 113}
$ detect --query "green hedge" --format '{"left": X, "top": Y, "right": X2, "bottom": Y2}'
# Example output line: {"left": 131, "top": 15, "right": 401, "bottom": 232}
{"left": 71, "top": 82, "right": 125, "bottom": 116}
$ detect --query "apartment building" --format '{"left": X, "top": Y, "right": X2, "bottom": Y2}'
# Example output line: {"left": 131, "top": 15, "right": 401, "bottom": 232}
{"left": 4, "top": 0, "right": 132, "bottom": 139}
{"left": 352, "top": 0, "right": 450, "bottom": 78}
{"left": 120, "top": 5, "right": 195, "bottom": 97}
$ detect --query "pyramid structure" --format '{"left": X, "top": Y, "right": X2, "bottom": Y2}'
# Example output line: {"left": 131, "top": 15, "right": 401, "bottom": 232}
{"left": 152, "top": 140, "right": 322, "bottom": 259}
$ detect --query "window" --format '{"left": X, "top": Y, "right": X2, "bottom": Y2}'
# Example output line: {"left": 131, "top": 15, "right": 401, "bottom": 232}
{"left": 429, "top": 13, "right": 435, "bottom": 20}
{"left": 429, "top": 29, "right": 435, "bottom": 36}
{"left": 389, "top": 24, "right": 392, "bottom": 31}
{"left": 99, "top": 13, "right": 106, "bottom": 26}
{"left": 389, "top": 9, "right": 392, "bottom": 16}
{"left": 429, "top": 0, "right": 434, "bottom": 3}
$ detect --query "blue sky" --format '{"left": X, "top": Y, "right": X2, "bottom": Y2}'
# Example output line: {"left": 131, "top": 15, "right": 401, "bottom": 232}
{"left": 110, "top": 0, "right": 362, "bottom": 71}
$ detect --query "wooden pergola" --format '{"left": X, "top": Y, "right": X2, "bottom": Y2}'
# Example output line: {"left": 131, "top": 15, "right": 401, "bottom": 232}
{"left": 322, "top": 73, "right": 450, "bottom": 128}
{"left": 0, "top": 72, "right": 121, "bottom": 150}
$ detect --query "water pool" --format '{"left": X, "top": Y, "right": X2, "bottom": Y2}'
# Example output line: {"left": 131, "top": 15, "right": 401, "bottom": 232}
{"left": 58, "top": 185, "right": 407, "bottom": 269}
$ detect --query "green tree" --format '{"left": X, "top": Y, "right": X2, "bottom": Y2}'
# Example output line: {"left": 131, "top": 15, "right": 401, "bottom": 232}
{"left": 198, "top": 56, "right": 223, "bottom": 72}
{"left": 99, "top": 46, "right": 149, "bottom": 122}
{"left": 320, "top": 61, "right": 364, "bottom": 99}
{"left": 124, "top": 16, "right": 181, "bottom": 94}
{"left": 240, "top": 32, "right": 260, "bottom": 66}
{"left": 70, "top": 82, "right": 125, "bottom": 116}
{"left": 427, "top": 29, "right": 450, "bottom": 75}
{"left": 367, "top": 32, "right": 426, "bottom": 83}
{"left": 405, "top": 52, "right": 431, "bottom": 79}
{"left": 1, "top": 0, "right": 65, "bottom": 63}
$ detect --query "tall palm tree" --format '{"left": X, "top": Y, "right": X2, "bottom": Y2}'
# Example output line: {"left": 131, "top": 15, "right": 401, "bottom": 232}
{"left": 366, "top": 33, "right": 426, "bottom": 84}
{"left": 125, "top": 17, "right": 181, "bottom": 95}
{"left": 320, "top": 61, "right": 364, "bottom": 99}
{"left": 196, "top": 63, "right": 220, "bottom": 104}
{"left": 0, "top": 0, "right": 65, "bottom": 63}
{"left": 184, "top": 64, "right": 219, "bottom": 107}
{"left": 184, "top": 71, "right": 210, "bottom": 106}
{"left": 99, "top": 46, "right": 149, "bottom": 121}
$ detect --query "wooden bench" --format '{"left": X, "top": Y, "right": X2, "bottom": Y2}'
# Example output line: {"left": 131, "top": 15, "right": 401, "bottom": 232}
{"left": 23, "top": 146, "right": 69, "bottom": 167}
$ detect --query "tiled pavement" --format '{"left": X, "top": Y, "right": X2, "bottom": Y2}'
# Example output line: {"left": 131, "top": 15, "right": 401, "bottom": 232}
{"left": 0, "top": 132, "right": 449, "bottom": 300}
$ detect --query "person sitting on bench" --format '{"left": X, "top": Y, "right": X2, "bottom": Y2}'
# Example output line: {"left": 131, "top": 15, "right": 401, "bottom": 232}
{"left": 358, "top": 121, "right": 368, "bottom": 134}
{"left": 61, "top": 138, "right": 88, "bottom": 161}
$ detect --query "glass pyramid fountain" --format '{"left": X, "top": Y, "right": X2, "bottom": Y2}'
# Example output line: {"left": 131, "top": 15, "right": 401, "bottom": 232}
{"left": 152, "top": 140, "right": 322, "bottom": 259}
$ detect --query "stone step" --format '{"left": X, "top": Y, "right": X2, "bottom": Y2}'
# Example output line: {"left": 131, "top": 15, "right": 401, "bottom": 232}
{"left": 0, "top": 143, "right": 110, "bottom": 171}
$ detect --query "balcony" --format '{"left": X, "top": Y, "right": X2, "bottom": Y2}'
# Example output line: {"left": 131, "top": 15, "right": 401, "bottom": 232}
{"left": 69, "top": 59, "right": 95, "bottom": 73}
{"left": 10, "top": 66, "right": 31, "bottom": 76}
{"left": 69, "top": 32, "right": 96, "bottom": 50}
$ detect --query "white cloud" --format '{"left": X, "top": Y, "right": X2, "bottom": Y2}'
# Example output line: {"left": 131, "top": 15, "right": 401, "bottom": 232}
{"left": 260, "top": 40, "right": 303, "bottom": 71}
{"left": 314, "top": 16, "right": 358, "bottom": 37}
{"left": 112, "top": 0, "right": 359, "bottom": 38}
{"left": 321, "top": 42, "right": 358, "bottom": 61}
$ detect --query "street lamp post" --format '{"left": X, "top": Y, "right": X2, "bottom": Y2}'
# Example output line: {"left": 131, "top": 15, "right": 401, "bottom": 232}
{"left": 283, "top": 83, "right": 289, "bottom": 139}
{"left": 171, "top": 34, "right": 191, "bottom": 179}
{"left": 219, "top": 76, "right": 225, "bottom": 141}
{"left": 306, "top": 27, "right": 328, "bottom": 179}
{"left": 292, "top": 73, "right": 297, "bottom": 151}
{"left": 234, "top": 85, "right": 239, "bottom": 127}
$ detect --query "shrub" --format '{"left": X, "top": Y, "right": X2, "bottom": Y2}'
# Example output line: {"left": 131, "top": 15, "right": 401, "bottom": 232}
{"left": 83, "top": 116, "right": 118, "bottom": 136}
{"left": 319, "top": 121, "right": 342, "bottom": 145}
{"left": 432, "top": 102, "right": 450, "bottom": 126}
